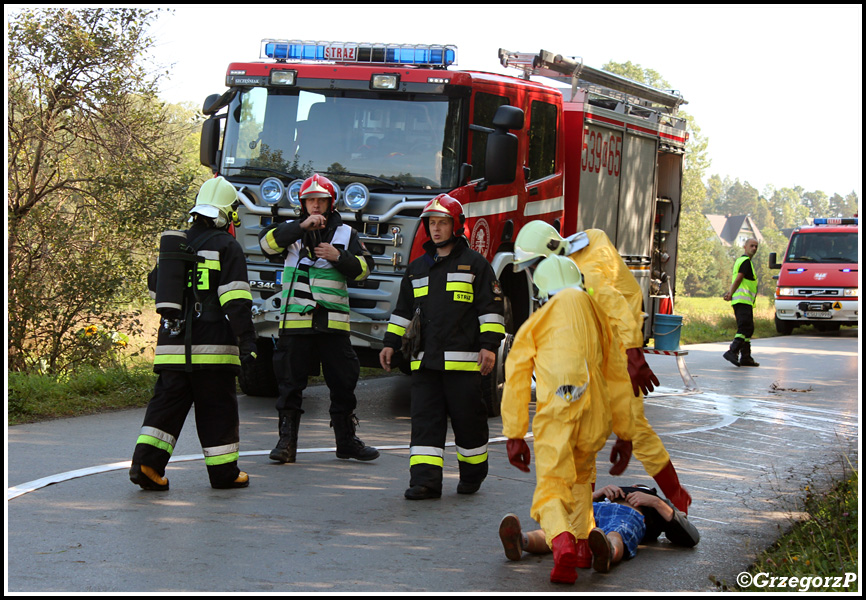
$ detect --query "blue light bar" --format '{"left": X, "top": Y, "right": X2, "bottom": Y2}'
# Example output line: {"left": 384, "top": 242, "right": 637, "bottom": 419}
{"left": 260, "top": 39, "right": 457, "bottom": 67}
{"left": 813, "top": 217, "right": 858, "bottom": 225}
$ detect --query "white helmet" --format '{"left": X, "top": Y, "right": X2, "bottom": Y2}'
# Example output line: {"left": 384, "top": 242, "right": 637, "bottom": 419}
{"left": 533, "top": 254, "right": 583, "bottom": 301}
{"left": 189, "top": 176, "right": 238, "bottom": 226}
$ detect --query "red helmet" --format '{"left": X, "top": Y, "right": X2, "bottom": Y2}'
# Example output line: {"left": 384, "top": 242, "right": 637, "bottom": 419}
{"left": 299, "top": 174, "right": 337, "bottom": 211}
{"left": 421, "top": 193, "right": 465, "bottom": 237}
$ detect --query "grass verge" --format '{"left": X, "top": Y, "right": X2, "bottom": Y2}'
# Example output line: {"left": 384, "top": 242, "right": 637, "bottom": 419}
{"left": 8, "top": 364, "right": 157, "bottom": 425}
{"left": 711, "top": 461, "right": 859, "bottom": 592}
{"left": 673, "top": 296, "right": 777, "bottom": 345}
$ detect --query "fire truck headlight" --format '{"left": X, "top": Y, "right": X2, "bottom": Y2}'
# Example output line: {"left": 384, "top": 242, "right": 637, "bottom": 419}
{"left": 260, "top": 178, "right": 284, "bottom": 205}
{"left": 371, "top": 74, "right": 399, "bottom": 90}
{"left": 343, "top": 183, "right": 370, "bottom": 211}
{"left": 287, "top": 179, "right": 304, "bottom": 208}
{"left": 270, "top": 70, "right": 296, "bottom": 86}
{"left": 844, "top": 288, "right": 858, "bottom": 297}
{"left": 776, "top": 287, "right": 795, "bottom": 297}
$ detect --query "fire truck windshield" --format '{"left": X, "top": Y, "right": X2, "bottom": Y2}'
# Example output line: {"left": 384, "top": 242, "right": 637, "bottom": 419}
{"left": 222, "top": 87, "right": 463, "bottom": 190}
{"left": 787, "top": 231, "right": 859, "bottom": 263}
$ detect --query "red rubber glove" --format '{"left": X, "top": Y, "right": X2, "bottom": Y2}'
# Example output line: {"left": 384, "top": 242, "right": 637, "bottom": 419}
{"left": 609, "top": 437, "right": 633, "bottom": 475}
{"left": 626, "top": 348, "right": 660, "bottom": 396}
{"left": 506, "top": 439, "right": 531, "bottom": 472}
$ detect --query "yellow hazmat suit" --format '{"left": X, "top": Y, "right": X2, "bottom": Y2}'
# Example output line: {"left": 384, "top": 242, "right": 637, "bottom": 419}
{"left": 571, "top": 229, "right": 671, "bottom": 477}
{"left": 502, "top": 286, "right": 634, "bottom": 547}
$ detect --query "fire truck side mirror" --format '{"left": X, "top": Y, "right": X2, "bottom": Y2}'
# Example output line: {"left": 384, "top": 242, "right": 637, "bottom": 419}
{"left": 202, "top": 94, "right": 221, "bottom": 115}
{"left": 485, "top": 106, "right": 524, "bottom": 186}
{"left": 200, "top": 116, "right": 222, "bottom": 170}
{"left": 768, "top": 252, "right": 782, "bottom": 269}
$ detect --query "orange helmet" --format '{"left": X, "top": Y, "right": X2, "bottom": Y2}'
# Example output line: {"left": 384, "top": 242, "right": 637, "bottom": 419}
{"left": 299, "top": 173, "right": 337, "bottom": 211}
{"left": 421, "top": 193, "right": 465, "bottom": 238}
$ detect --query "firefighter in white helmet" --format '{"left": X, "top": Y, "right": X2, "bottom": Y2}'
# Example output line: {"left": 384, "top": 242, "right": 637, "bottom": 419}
{"left": 513, "top": 221, "right": 691, "bottom": 520}
{"left": 501, "top": 254, "right": 634, "bottom": 584}
{"left": 258, "top": 173, "right": 378, "bottom": 464}
{"left": 130, "top": 176, "right": 257, "bottom": 491}
{"left": 379, "top": 194, "right": 506, "bottom": 500}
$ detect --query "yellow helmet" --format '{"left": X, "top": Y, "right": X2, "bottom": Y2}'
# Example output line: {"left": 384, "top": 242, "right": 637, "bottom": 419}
{"left": 513, "top": 220, "right": 567, "bottom": 272}
{"left": 189, "top": 177, "right": 238, "bottom": 224}
{"left": 533, "top": 254, "right": 583, "bottom": 300}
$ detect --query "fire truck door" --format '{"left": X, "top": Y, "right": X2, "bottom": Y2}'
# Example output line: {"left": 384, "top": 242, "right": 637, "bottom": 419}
{"left": 617, "top": 132, "right": 657, "bottom": 258}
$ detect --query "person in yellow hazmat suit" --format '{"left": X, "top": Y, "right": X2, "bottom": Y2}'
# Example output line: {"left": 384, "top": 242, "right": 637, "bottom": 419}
{"left": 502, "top": 255, "right": 634, "bottom": 585}
{"left": 513, "top": 221, "right": 691, "bottom": 516}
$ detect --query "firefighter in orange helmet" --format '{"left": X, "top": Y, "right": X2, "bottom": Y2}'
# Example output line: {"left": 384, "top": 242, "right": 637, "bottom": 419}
{"left": 379, "top": 194, "right": 506, "bottom": 500}
{"left": 259, "top": 173, "right": 378, "bottom": 464}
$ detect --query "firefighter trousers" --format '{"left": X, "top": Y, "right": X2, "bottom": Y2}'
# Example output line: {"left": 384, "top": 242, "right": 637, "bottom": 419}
{"left": 409, "top": 369, "right": 489, "bottom": 493}
{"left": 132, "top": 369, "right": 241, "bottom": 487}
{"left": 273, "top": 333, "right": 360, "bottom": 415}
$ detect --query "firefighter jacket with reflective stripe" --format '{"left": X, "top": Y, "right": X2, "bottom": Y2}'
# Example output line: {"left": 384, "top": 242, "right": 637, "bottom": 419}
{"left": 731, "top": 255, "right": 757, "bottom": 307}
{"left": 258, "top": 212, "right": 372, "bottom": 335}
{"left": 147, "top": 224, "right": 256, "bottom": 373}
{"left": 384, "top": 237, "right": 505, "bottom": 371}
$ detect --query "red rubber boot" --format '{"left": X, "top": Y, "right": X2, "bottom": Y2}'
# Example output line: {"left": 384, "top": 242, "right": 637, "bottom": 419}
{"left": 550, "top": 532, "right": 579, "bottom": 584}
{"left": 653, "top": 460, "right": 692, "bottom": 514}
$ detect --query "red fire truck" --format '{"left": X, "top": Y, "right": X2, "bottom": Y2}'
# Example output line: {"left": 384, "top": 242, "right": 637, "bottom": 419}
{"left": 769, "top": 218, "right": 859, "bottom": 334}
{"left": 199, "top": 41, "right": 689, "bottom": 413}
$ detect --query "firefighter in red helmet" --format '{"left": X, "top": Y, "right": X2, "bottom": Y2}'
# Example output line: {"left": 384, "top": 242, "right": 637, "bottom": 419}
{"left": 379, "top": 193, "right": 506, "bottom": 500}
{"left": 259, "top": 173, "right": 378, "bottom": 464}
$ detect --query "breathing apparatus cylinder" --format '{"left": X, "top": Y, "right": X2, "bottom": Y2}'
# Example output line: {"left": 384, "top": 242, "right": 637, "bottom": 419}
{"left": 155, "top": 230, "right": 191, "bottom": 320}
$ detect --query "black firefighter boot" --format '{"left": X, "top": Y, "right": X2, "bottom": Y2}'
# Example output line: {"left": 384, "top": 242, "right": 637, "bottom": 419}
{"left": 331, "top": 413, "right": 380, "bottom": 461}
{"left": 723, "top": 337, "right": 744, "bottom": 367}
{"left": 739, "top": 341, "right": 760, "bottom": 367}
{"left": 269, "top": 409, "right": 302, "bottom": 463}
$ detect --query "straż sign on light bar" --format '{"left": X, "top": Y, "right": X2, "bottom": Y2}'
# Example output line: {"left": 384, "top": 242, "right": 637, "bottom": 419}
{"left": 325, "top": 45, "right": 356, "bottom": 61}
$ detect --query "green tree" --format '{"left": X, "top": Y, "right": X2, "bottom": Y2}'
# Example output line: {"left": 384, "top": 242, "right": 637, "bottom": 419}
{"left": 829, "top": 191, "right": 859, "bottom": 217}
{"left": 7, "top": 8, "right": 201, "bottom": 373}
{"left": 803, "top": 190, "right": 831, "bottom": 219}
{"left": 768, "top": 186, "right": 810, "bottom": 230}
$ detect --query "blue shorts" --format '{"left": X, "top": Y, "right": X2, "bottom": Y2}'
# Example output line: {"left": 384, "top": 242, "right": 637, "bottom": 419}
{"left": 593, "top": 501, "right": 646, "bottom": 559}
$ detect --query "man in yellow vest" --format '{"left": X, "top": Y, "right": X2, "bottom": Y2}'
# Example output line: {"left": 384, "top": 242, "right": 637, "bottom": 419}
{"left": 723, "top": 238, "right": 760, "bottom": 367}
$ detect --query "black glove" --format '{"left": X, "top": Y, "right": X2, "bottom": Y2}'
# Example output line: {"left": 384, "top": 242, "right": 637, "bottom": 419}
{"left": 240, "top": 341, "right": 258, "bottom": 367}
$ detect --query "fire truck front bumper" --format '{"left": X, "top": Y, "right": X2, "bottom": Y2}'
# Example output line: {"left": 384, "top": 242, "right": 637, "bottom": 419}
{"left": 775, "top": 298, "right": 859, "bottom": 323}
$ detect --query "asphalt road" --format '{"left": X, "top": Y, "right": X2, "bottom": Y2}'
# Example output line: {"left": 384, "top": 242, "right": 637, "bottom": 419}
{"left": 6, "top": 328, "right": 860, "bottom": 593}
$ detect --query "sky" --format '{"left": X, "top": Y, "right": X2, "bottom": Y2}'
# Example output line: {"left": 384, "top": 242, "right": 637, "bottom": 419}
{"left": 17, "top": 4, "right": 863, "bottom": 200}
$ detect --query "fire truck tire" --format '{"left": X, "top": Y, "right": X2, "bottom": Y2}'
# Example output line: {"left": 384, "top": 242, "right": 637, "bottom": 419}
{"left": 482, "top": 297, "right": 515, "bottom": 418}
{"left": 774, "top": 316, "right": 795, "bottom": 336}
{"left": 238, "top": 337, "right": 279, "bottom": 398}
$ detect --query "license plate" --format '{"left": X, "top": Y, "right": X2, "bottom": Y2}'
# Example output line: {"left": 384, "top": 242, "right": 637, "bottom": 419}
{"left": 805, "top": 311, "right": 831, "bottom": 319}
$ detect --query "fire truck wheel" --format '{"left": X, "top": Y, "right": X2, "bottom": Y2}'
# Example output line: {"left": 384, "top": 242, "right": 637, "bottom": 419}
{"left": 774, "top": 316, "right": 795, "bottom": 336}
{"left": 482, "top": 297, "right": 515, "bottom": 418}
{"left": 238, "top": 337, "right": 279, "bottom": 398}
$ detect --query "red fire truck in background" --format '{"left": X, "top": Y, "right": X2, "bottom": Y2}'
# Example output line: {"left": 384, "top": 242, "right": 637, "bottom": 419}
{"left": 199, "top": 41, "right": 689, "bottom": 414}
{"left": 769, "top": 218, "right": 859, "bottom": 334}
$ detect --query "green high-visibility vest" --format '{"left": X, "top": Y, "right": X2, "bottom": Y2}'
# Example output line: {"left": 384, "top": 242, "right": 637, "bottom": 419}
{"left": 731, "top": 256, "right": 757, "bottom": 307}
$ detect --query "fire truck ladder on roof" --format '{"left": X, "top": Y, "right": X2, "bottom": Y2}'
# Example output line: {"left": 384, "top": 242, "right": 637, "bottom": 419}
{"left": 499, "top": 49, "right": 687, "bottom": 128}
